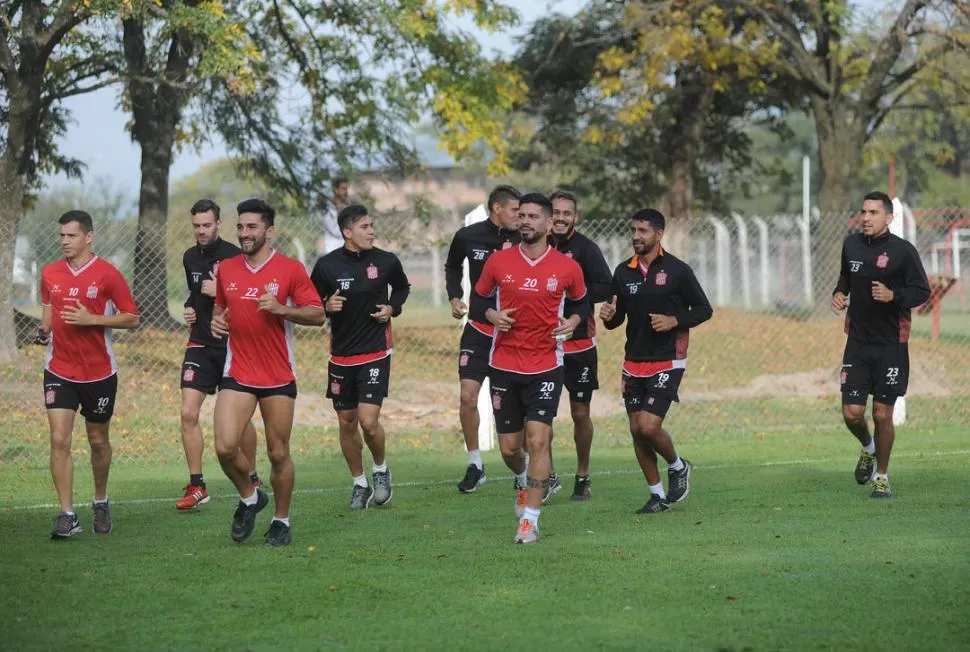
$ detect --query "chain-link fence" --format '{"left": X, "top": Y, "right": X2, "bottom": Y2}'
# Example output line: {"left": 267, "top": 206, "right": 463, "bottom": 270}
{"left": 4, "top": 203, "right": 969, "bottom": 471}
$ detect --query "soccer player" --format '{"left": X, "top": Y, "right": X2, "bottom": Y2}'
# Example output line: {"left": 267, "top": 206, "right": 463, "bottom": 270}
{"left": 41, "top": 210, "right": 139, "bottom": 539}
{"left": 210, "top": 198, "right": 325, "bottom": 547}
{"left": 547, "top": 190, "right": 613, "bottom": 502}
{"left": 472, "top": 192, "right": 588, "bottom": 544}
{"left": 444, "top": 185, "right": 521, "bottom": 493}
{"left": 310, "top": 205, "right": 411, "bottom": 510}
{"left": 831, "top": 191, "right": 930, "bottom": 498}
{"left": 177, "top": 199, "right": 260, "bottom": 510}
{"left": 599, "top": 209, "right": 712, "bottom": 514}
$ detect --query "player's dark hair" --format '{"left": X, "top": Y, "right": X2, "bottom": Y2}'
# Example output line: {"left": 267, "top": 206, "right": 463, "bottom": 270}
{"left": 57, "top": 210, "right": 94, "bottom": 233}
{"left": 549, "top": 189, "right": 579, "bottom": 213}
{"left": 190, "top": 198, "right": 221, "bottom": 220}
{"left": 236, "top": 198, "right": 276, "bottom": 227}
{"left": 487, "top": 185, "right": 520, "bottom": 214}
{"left": 333, "top": 176, "right": 349, "bottom": 189}
{"left": 518, "top": 192, "right": 553, "bottom": 217}
{"left": 338, "top": 204, "right": 370, "bottom": 235}
{"left": 632, "top": 208, "right": 666, "bottom": 231}
{"left": 863, "top": 191, "right": 893, "bottom": 214}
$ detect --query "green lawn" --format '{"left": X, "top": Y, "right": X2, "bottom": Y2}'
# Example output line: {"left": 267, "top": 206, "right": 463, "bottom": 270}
{"left": 1, "top": 420, "right": 968, "bottom": 651}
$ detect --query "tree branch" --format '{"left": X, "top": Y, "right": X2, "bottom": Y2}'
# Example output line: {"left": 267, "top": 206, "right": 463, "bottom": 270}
{"left": 41, "top": 77, "right": 122, "bottom": 108}
{"left": 0, "top": 8, "right": 18, "bottom": 87}
{"left": 858, "top": 0, "right": 927, "bottom": 120}
{"left": 40, "top": 0, "right": 90, "bottom": 58}
{"left": 867, "top": 81, "right": 919, "bottom": 137}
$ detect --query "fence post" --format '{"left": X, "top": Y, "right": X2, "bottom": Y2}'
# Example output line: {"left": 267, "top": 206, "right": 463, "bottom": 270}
{"left": 430, "top": 245, "right": 442, "bottom": 307}
{"left": 706, "top": 216, "right": 731, "bottom": 306}
{"left": 461, "top": 204, "right": 495, "bottom": 452}
{"left": 731, "top": 213, "right": 752, "bottom": 309}
{"left": 800, "top": 210, "right": 813, "bottom": 306}
{"left": 751, "top": 216, "right": 770, "bottom": 306}
{"left": 890, "top": 197, "right": 908, "bottom": 425}
{"left": 954, "top": 228, "right": 962, "bottom": 279}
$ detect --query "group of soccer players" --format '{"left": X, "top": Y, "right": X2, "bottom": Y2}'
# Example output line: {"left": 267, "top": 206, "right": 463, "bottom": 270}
{"left": 38, "top": 186, "right": 929, "bottom": 546}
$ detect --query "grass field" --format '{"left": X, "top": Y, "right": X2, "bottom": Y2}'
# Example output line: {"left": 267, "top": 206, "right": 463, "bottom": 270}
{"left": 1, "top": 409, "right": 969, "bottom": 650}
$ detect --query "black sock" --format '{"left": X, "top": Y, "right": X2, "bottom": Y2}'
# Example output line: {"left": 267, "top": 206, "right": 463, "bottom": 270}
{"left": 249, "top": 472, "right": 260, "bottom": 485}
{"left": 190, "top": 474, "right": 205, "bottom": 488}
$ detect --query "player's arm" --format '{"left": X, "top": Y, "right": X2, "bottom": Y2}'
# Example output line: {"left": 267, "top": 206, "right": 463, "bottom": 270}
{"left": 444, "top": 230, "right": 468, "bottom": 318}
{"left": 582, "top": 242, "right": 614, "bottom": 304}
{"left": 602, "top": 274, "right": 626, "bottom": 330}
{"left": 892, "top": 244, "right": 931, "bottom": 309}
{"left": 62, "top": 269, "right": 139, "bottom": 329}
{"left": 386, "top": 256, "right": 411, "bottom": 317}
{"left": 562, "top": 263, "right": 589, "bottom": 327}
{"left": 471, "top": 257, "right": 499, "bottom": 324}
{"left": 270, "top": 267, "right": 326, "bottom": 326}
{"left": 673, "top": 266, "right": 713, "bottom": 329}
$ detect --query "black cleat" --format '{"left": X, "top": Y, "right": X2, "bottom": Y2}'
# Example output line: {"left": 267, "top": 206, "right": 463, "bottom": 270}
{"left": 51, "top": 512, "right": 82, "bottom": 539}
{"left": 231, "top": 489, "right": 268, "bottom": 543}
{"left": 570, "top": 475, "right": 591, "bottom": 502}
{"left": 855, "top": 449, "right": 876, "bottom": 485}
{"left": 264, "top": 520, "right": 292, "bottom": 547}
{"left": 636, "top": 494, "right": 670, "bottom": 514}
{"left": 667, "top": 459, "right": 692, "bottom": 503}
{"left": 457, "top": 464, "right": 487, "bottom": 493}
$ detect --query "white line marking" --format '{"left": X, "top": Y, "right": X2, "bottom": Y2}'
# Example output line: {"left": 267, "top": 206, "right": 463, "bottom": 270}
{"left": 3, "top": 449, "right": 969, "bottom": 512}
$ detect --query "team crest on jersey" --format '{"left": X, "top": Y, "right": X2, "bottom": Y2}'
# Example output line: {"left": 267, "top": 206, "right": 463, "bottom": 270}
{"left": 876, "top": 253, "right": 889, "bottom": 269}
{"left": 459, "top": 353, "right": 469, "bottom": 367}
{"left": 546, "top": 276, "right": 558, "bottom": 292}
{"left": 183, "top": 368, "right": 195, "bottom": 382}
{"left": 502, "top": 242, "right": 513, "bottom": 249}
{"left": 330, "top": 380, "right": 341, "bottom": 395}
{"left": 86, "top": 285, "right": 99, "bottom": 299}
{"left": 366, "top": 264, "right": 378, "bottom": 280}
{"left": 265, "top": 280, "right": 280, "bottom": 296}
{"left": 655, "top": 272, "right": 667, "bottom": 286}
{"left": 45, "top": 389, "right": 56, "bottom": 405}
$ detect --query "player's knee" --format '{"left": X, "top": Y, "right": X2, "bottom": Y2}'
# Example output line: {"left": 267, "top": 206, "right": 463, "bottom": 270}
{"left": 337, "top": 412, "right": 358, "bottom": 430}
{"left": 525, "top": 430, "right": 550, "bottom": 455}
{"left": 359, "top": 417, "right": 380, "bottom": 439}
{"left": 214, "top": 437, "right": 237, "bottom": 460}
{"left": 570, "top": 402, "right": 590, "bottom": 422}
{"left": 842, "top": 405, "right": 866, "bottom": 425}
{"left": 872, "top": 403, "right": 894, "bottom": 425}
{"left": 640, "top": 421, "right": 662, "bottom": 440}
{"left": 180, "top": 404, "right": 200, "bottom": 428}
{"left": 498, "top": 436, "right": 520, "bottom": 459}
{"left": 266, "top": 441, "right": 290, "bottom": 466}
{"left": 459, "top": 388, "right": 480, "bottom": 411}
{"left": 50, "top": 431, "right": 72, "bottom": 452}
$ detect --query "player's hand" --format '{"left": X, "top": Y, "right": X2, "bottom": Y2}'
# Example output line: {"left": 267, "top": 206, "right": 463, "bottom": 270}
{"left": 450, "top": 297, "right": 468, "bottom": 319}
{"left": 61, "top": 300, "right": 96, "bottom": 326}
{"left": 34, "top": 327, "right": 50, "bottom": 345}
{"left": 184, "top": 306, "right": 197, "bottom": 326}
{"left": 871, "top": 282, "right": 894, "bottom": 303}
{"left": 599, "top": 296, "right": 617, "bottom": 322}
{"left": 370, "top": 304, "right": 393, "bottom": 323}
{"left": 551, "top": 315, "right": 580, "bottom": 340}
{"left": 211, "top": 309, "right": 229, "bottom": 339}
{"left": 327, "top": 290, "right": 346, "bottom": 313}
{"left": 258, "top": 289, "right": 285, "bottom": 315}
{"left": 487, "top": 307, "right": 517, "bottom": 332}
{"left": 831, "top": 291, "right": 848, "bottom": 313}
{"left": 201, "top": 271, "right": 217, "bottom": 298}
{"left": 649, "top": 313, "right": 678, "bottom": 332}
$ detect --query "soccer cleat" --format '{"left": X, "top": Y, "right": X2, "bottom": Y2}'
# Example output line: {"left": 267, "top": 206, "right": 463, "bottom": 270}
{"left": 514, "top": 481, "right": 528, "bottom": 519}
{"left": 871, "top": 476, "right": 893, "bottom": 498}
{"left": 570, "top": 475, "right": 591, "bottom": 502}
{"left": 51, "top": 512, "right": 82, "bottom": 539}
{"left": 373, "top": 470, "right": 393, "bottom": 506}
{"left": 636, "top": 494, "right": 670, "bottom": 514}
{"left": 667, "top": 459, "right": 692, "bottom": 503}
{"left": 92, "top": 500, "right": 112, "bottom": 534}
{"left": 230, "top": 489, "right": 269, "bottom": 543}
{"left": 854, "top": 450, "right": 876, "bottom": 485}
{"left": 542, "top": 472, "right": 562, "bottom": 504}
{"left": 514, "top": 519, "right": 540, "bottom": 544}
{"left": 350, "top": 484, "right": 375, "bottom": 511}
{"left": 457, "top": 464, "right": 487, "bottom": 493}
{"left": 263, "top": 520, "right": 292, "bottom": 548}
{"left": 176, "top": 484, "right": 210, "bottom": 510}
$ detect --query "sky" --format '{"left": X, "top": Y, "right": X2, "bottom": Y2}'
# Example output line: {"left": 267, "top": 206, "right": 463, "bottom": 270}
{"left": 47, "top": 0, "right": 587, "bottom": 192}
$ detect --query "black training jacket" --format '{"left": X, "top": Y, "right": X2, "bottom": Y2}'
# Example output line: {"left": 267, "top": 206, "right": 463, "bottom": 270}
{"left": 552, "top": 228, "right": 613, "bottom": 344}
{"left": 444, "top": 218, "right": 520, "bottom": 330}
{"left": 183, "top": 238, "right": 241, "bottom": 348}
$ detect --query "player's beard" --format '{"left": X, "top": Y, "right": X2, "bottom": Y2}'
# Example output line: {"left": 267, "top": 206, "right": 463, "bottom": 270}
{"left": 239, "top": 234, "right": 266, "bottom": 254}
{"left": 521, "top": 229, "right": 542, "bottom": 245}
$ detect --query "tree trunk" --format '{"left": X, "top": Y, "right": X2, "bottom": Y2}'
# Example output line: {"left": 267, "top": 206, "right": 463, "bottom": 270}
{"left": 0, "top": 187, "right": 23, "bottom": 364}
{"left": 811, "top": 98, "right": 865, "bottom": 309}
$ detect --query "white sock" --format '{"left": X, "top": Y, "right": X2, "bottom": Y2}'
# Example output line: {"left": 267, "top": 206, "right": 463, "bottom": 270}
{"left": 649, "top": 481, "right": 666, "bottom": 499}
{"left": 468, "top": 449, "right": 483, "bottom": 470}
{"left": 516, "top": 470, "right": 528, "bottom": 489}
{"left": 873, "top": 473, "right": 888, "bottom": 481}
{"left": 241, "top": 489, "right": 258, "bottom": 506}
{"left": 65, "top": 511, "right": 75, "bottom": 517}
{"left": 522, "top": 506, "right": 541, "bottom": 526}
{"left": 373, "top": 461, "right": 388, "bottom": 474}
{"left": 864, "top": 440, "right": 876, "bottom": 455}
{"left": 668, "top": 457, "right": 685, "bottom": 472}
{"left": 272, "top": 517, "right": 290, "bottom": 527}
{"left": 93, "top": 497, "right": 108, "bottom": 505}
{"left": 353, "top": 474, "right": 369, "bottom": 488}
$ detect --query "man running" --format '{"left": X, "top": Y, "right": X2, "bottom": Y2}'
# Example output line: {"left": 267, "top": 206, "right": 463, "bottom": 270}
{"left": 177, "top": 199, "right": 260, "bottom": 510}
{"left": 311, "top": 205, "right": 411, "bottom": 510}
{"left": 211, "top": 198, "right": 325, "bottom": 547}
{"left": 547, "top": 190, "right": 613, "bottom": 502}
{"left": 41, "top": 210, "right": 139, "bottom": 539}
{"left": 832, "top": 191, "right": 930, "bottom": 498}
{"left": 473, "top": 192, "right": 588, "bottom": 544}
{"left": 444, "top": 185, "right": 521, "bottom": 492}
{"left": 599, "top": 209, "right": 712, "bottom": 514}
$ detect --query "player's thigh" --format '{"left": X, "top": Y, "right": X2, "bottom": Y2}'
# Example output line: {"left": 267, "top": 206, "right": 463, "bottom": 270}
{"left": 490, "top": 370, "right": 526, "bottom": 434}
{"left": 522, "top": 368, "right": 565, "bottom": 426}
{"left": 214, "top": 388, "right": 258, "bottom": 447}
{"left": 564, "top": 348, "right": 598, "bottom": 402}
{"left": 78, "top": 374, "right": 118, "bottom": 424}
{"left": 180, "top": 387, "right": 208, "bottom": 422}
{"left": 327, "top": 362, "right": 359, "bottom": 412}
{"left": 356, "top": 357, "right": 390, "bottom": 408}
{"left": 458, "top": 325, "right": 491, "bottom": 383}
{"left": 258, "top": 393, "right": 296, "bottom": 455}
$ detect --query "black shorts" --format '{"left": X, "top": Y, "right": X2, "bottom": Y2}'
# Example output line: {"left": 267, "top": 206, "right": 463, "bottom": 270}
{"left": 841, "top": 340, "right": 909, "bottom": 406}
{"left": 219, "top": 376, "right": 297, "bottom": 400}
{"left": 180, "top": 345, "right": 226, "bottom": 394}
{"left": 489, "top": 367, "right": 564, "bottom": 434}
{"left": 564, "top": 348, "right": 599, "bottom": 403}
{"left": 622, "top": 369, "right": 684, "bottom": 419}
{"left": 458, "top": 324, "right": 492, "bottom": 383}
{"left": 43, "top": 370, "right": 118, "bottom": 424}
{"left": 327, "top": 356, "right": 391, "bottom": 411}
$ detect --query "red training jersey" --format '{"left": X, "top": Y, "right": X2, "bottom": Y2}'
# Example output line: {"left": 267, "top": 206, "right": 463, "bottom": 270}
{"left": 215, "top": 250, "right": 323, "bottom": 387}
{"left": 475, "top": 244, "right": 587, "bottom": 374}
{"left": 41, "top": 255, "right": 139, "bottom": 382}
